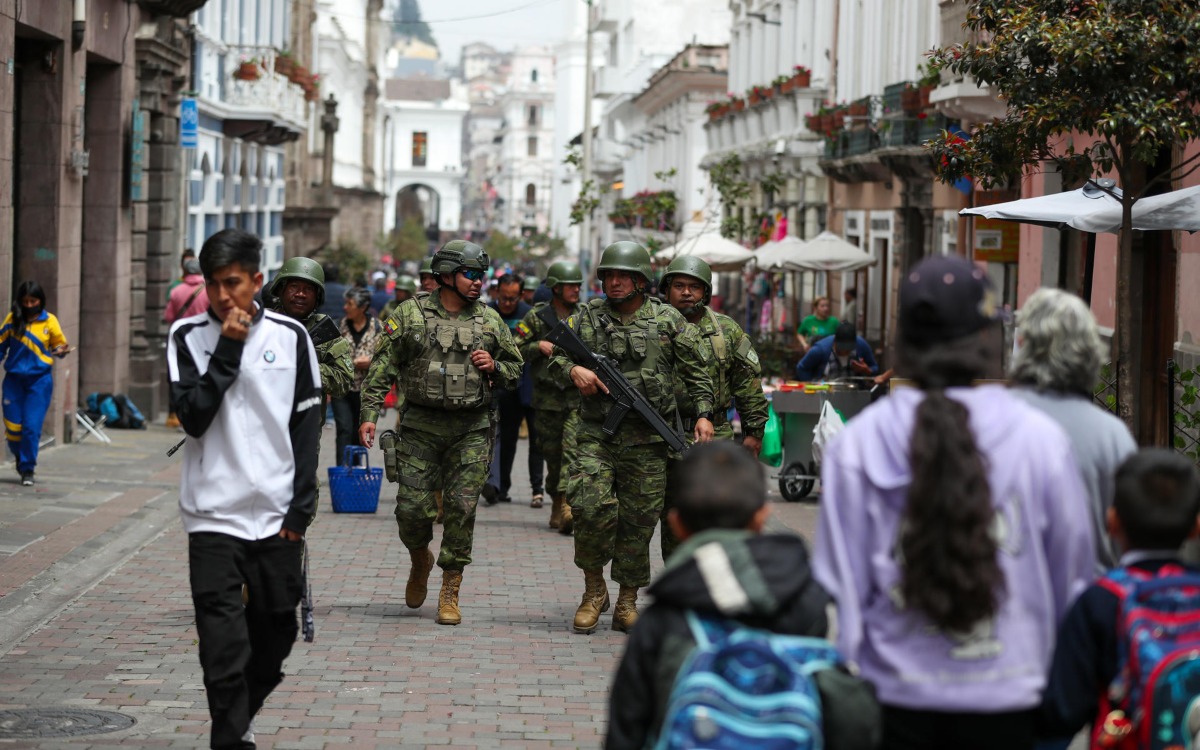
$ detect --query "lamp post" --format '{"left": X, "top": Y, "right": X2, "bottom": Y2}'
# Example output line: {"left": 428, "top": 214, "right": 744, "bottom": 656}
{"left": 580, "top": 0, "right": 595, "bottom": 279}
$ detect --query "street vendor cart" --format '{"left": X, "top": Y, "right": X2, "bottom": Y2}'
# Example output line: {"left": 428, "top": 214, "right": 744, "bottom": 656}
{"left": 766, "top": 381, "right": 875, "bottom": 501}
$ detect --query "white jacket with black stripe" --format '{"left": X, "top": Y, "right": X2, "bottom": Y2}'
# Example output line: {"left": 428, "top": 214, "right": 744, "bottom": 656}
{"left": 167, "top": 306, "right": 322, "bottom": 540}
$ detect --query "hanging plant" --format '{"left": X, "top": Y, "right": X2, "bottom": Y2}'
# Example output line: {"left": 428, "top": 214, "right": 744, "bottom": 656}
{"left": 234, "top": 58, "right": 261, "bottom": 81}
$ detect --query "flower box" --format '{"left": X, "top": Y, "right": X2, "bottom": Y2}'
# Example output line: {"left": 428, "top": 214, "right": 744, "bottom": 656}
{"left": 234, "top": 61, "right": 261, "bottom": 81}
{"left": 732, "top": 99, "right": 745, "bottom": 112}
{"left": 274, "top": 54, "right": 294, "bottom": 78}
{"left": 792, "top": 67, "right": 811, "bottom": 88}
{"left": 848, "top": 97, "right": 870, "bottom": 118}
{"left": 919, "top": 84, "right": 935, "bottom": 110}
{"left": 900, "top": 87, "right": 922, "bottom": 114}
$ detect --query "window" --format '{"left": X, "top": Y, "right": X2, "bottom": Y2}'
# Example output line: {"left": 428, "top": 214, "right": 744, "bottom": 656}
{"left": 531, "top": 68, "right": 538, "bottom": 83}
{"left": 525, "top": 183, "right": 536, "bottom": 206}
{"left": 528, "top": 105, "right": 539, "bottom": 126}
{"left": 412, "top": 131, "right": 428, "bottom": 167}
{"left": 527, "top": 136, "right": 538, "bottom": 157}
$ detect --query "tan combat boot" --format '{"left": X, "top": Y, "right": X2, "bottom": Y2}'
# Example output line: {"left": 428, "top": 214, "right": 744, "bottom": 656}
{"left": 558, "top": 502, "right": 574, "bottom": 535}
{"left": 572, "top": 569, "right": 610, "bottom": 634}
{"left": 548, "top": 495, "right": 563, "bottom": 529}
{"left": 612, "top": 585, "right": 640, "bottom": 632}
{"left": 405, "top": 547, "right": 435, "bottom": 608}
{"left": 436, "top": 570, "right": 463, "bottom": 625}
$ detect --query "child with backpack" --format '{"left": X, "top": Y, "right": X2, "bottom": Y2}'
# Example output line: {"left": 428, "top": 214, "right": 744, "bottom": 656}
{"left": 605, "top": 441, "right": 872, "bottom": 750}
{"left": 1038, "top": 449, "right": 1200, "bottom": 749}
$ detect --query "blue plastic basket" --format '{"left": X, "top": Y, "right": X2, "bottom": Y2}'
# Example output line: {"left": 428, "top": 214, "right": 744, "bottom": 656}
{"left": 327, "top": 446, "right": 382, "bottom": 513}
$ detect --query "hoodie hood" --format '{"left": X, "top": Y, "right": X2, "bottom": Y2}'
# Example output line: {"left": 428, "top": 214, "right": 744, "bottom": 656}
{"left": 853, "top": 383, "right": 1036, "bottom": 491}
{"left": 648, "top": 529, "right": 827, "bottom": 625}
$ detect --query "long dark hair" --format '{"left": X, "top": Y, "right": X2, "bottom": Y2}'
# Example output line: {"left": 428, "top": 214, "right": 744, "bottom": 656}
{"left": 897, "top": 329, "right": 1005, "bottom": 633}
{"left": 11, "top": 281, "right": 47, "bottom": 339}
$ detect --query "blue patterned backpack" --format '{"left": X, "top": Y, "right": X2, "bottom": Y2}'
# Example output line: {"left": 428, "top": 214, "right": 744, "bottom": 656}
{"left": 1093, "top": 565, "right": 1200, "bottom": 750}
{"left": 653, "top": 611, "right": 843, "bottom": 750}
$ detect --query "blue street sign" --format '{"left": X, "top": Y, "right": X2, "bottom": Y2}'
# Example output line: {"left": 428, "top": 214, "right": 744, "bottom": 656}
{"left": 180, "top": 97, "right": 198, "bottom": 149}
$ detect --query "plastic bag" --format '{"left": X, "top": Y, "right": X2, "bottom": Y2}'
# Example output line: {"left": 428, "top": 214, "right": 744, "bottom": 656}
{"left": 761, "top": 404, "right": 783, "bottom": 467}
{"left": 812, "top": 400, "right": 845, "bottom": 465}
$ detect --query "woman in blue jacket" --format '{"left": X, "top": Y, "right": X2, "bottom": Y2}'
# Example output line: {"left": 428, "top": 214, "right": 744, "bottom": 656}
{"left": 0, "top": 281, "right": 70, "bottom": 485}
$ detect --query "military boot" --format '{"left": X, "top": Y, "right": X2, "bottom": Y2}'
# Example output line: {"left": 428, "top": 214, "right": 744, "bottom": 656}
{"left": 558, "top": 502, "right": 574, "bottom": 535}
{"left": 612, "top": 585, "right": 640, "bottom": 632}
{"left": 405, "top": 547, "right": 435, "bottom": 608}
{"left": 572, "top": 569, "right": 610, "bottom": 634}
{"left": 436, "top": 570, "right": 463, "bottom": 625}
{"left": 548, "top": 495, "right": 563, "bottom": 529}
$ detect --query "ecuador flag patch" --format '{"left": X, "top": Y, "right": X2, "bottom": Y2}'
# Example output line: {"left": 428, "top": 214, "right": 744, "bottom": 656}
{"left": 515, "top": 321, "right": 532, "bottom": 339}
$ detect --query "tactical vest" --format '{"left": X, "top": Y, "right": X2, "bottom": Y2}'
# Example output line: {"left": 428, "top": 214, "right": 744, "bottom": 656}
{"left": 699, "top": 308, "right": 731, "bottom": 411}
{"left": 580, "top": 298, "right": 676, "bottom": 423}
{"left": 401, "top": 300, "right": 490, "bottom": 411}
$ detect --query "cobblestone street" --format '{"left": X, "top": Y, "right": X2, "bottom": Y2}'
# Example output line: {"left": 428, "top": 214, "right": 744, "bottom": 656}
{"left": 0, "top": 423, "right": 817, "bottom": 748}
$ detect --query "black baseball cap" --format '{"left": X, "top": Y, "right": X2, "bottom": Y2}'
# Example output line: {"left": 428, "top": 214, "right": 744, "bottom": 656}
{"left": 899, "top": 255, "right": 1000, "bottom": 345}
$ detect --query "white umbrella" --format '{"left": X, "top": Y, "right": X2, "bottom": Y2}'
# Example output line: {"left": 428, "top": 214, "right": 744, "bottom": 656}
{"left": 783, "top": 231, "right": 877, "bottom": 272}
{"left": 959, "top": 179, "right": 1200, "bottom": 234}
{"left": 655, "top": 231, "right": 754, "bottom": 272}
{"left": 753, "top": 236, "right": 809, "bottom": 271}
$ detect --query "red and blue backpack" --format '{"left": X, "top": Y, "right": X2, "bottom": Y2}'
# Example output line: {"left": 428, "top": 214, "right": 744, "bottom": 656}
{"left": 1093, "top": 564, "right": 1200, "bottom": 750}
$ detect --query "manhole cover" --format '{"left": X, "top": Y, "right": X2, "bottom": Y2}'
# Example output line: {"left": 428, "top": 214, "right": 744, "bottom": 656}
{"left": 0, "top": 708, "right": 136, "bottom": 738}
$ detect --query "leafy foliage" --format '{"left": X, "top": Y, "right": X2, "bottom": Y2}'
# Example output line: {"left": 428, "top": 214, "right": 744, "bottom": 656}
{"left": 1172, "top": 363, "right": 1200, "bottom": 464}
{"left": 708, "top": 154, "right": 752, "bottom": 240}
{"left": 319, "top": 238, "right": 372, "bottom": 287}
{"left": 927, "top": 0, "right": 1200, "bottom": 191}
{"left": 377, "top": 220, "right": 429, "bottom": 263}
{"left": 483, "top": 230, "right": 519, "bottom": 263}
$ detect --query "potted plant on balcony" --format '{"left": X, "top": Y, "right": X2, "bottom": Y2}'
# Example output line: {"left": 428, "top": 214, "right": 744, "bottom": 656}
{"left": 917, "top": 60, "right": 940, "bottom": 109}
{"left": 829, "top": 103, "right": 848, "bottom": 130}
{"left": 900, "top": 82, "right": 922, "bottom": 114}
{"left": 305, "top": 74, "right": 321, "bottom": 103}
{"left": 274, "top": 49, "right": 294, "bottom": 78}
{"left": 747, "top": 85, "right": 773, "bottom": 106}
{"left": 791, "top": 65, "right": 812, "bottom": 89}
{"left": 288, "top": 63, "right": 310, "bottom": 87}
{"left": 730, "top": 93, "right": 745, "bottom": 112}
{"left": 234, "top": 58, "right": 261, "bottom": 82}
{"left": 705, "top": 100, "right": 730, "bottom": 121}
{"left": 848, "top": 96, "right": 870, "bottom": 118}
{"left": 772, "top": 74, "right": 792, "bottom": 95}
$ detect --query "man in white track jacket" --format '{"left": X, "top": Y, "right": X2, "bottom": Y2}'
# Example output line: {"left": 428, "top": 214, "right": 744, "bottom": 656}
{"left": 167, "top": 228, "right": 321, "bottom": 750}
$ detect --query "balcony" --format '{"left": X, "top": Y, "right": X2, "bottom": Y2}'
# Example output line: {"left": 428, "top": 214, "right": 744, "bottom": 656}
{"left": 593, "top": 66, "right": 625, "bottom": 100}
{"left": 702, "top": 84, "right": 823, "bottom": 162}
{"left": 932, "top": 0, "right": 1005, "bottom": 124}
{"left": 220, "top": 48, "right": 308, "bottom": 146}
{"left": 137, "top": 0, "right": 210, "bottom": 16}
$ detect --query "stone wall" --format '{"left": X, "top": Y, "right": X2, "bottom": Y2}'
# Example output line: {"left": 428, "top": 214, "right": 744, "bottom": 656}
{"left": 331, "top": 187, "right": 386, "bottom": 256}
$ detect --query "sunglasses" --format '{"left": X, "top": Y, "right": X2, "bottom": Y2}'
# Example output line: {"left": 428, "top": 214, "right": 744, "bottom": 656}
{"left": 459, "top": 269, "right": 485, "bottom": 281}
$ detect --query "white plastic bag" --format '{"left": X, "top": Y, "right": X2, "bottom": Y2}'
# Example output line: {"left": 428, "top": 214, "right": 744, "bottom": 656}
{"left": 811, "top": 400, "right": 845, "bottom": 466}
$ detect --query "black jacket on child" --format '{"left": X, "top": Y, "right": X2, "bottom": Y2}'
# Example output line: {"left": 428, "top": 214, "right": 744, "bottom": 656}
{"left": 605, "top": 529, "right": 831, "bottom": 750}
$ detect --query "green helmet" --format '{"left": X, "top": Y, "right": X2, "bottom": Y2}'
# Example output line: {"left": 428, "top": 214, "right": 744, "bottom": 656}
{"left": 419, "top": 256, "right": 435, "bottom": 277}
{"left": 597, "top": 241, "right": 653, "bottom": 284}
{"left": 270, "top": 256, "right": 326, "bottom": 305}
{"left": 544, "top": 261, "right": 583, "bottom": 288}
{"left": 661, "top": 255, "right": 713, "bottom": 293}
{"left": 395, "top": 275, "right": 418, "bottom": 294}
{"left": 522, "top": 276, "right": 541, "bottom": 292}
{"left": 431, "top": 240, "right": 490, "bottom": 276}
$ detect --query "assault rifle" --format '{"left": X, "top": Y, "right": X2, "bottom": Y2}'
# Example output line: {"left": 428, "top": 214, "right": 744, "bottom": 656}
{"left": 545, "top": 320, "right": 689, "bottom": 454}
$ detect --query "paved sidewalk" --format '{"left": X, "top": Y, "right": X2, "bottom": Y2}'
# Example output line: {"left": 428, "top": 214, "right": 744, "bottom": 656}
{"left": 0, "top": 422, "right": 818, "bottom": 748}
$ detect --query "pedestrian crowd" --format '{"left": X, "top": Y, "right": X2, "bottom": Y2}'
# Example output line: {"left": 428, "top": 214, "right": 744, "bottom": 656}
{"left": 143, "top": 226, "right": 1199, "bottom": 750}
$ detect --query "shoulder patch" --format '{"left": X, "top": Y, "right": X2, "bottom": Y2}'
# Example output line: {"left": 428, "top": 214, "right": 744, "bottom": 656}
{"left": 382, "top": 316, "right": 399, "bottom": 336}
{"left": 515, "top": 321, "right": 532, "bottom": 339}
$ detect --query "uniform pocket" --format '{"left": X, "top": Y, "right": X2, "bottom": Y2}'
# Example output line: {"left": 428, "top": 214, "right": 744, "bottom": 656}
{"left": 423, "top": 361, "right": 444, "bottom": 402}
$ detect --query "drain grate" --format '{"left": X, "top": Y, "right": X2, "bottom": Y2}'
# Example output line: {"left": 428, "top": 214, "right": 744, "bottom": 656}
{"left": 0, "top": 708, "right": 136, "bottom": 738}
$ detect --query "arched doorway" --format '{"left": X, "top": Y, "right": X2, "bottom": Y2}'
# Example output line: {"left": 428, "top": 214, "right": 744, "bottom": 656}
{"left": 395, "top": 184, "right": 442, "bottom": 241}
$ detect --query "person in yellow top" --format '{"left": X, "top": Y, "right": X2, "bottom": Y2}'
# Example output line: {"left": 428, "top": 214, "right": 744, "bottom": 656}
{"left": 0, "top": 281, "right": 70, "bottom": 485}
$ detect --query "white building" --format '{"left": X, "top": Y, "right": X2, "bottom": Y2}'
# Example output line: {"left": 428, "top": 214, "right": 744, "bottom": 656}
{"left": 585, "top": 0, "right": 731, "bottom": 261}
{"left": 496, "top": 47, "right": 557, "bottom": 237}
{"left": 551, "top": 1, "right": 599, "bottom": 260}
{"left": 381, "top": 78, "right": 469, "bottom": 238}
{"left": 188, "top": 1, "right": 304, "bottom": 273}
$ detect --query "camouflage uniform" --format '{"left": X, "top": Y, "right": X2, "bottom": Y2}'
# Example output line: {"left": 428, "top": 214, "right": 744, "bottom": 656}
{"left": 359, "top": 289, "right": 523, "bottom": 571}
{"left": 291, "top": 311, "right": 355, "bottom": 400}
{"left": 515, "top": 300, "right": 579, "bottom": 522}
{"left": 660, "top": 307, "right": 769, "bottom": 560}
{"left": 548, "top": 296, "right": 714, "bottom": 588}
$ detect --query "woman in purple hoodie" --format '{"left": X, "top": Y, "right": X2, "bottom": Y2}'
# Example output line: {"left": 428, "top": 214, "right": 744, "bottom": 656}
{"left": 812, "top": 255, "right": 1095, "bottom": 750}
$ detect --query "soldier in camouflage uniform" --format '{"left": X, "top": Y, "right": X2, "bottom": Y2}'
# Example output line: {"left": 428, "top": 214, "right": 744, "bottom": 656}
{"left": 380, "top": 274, "right": 418, "bottom": 320}
{"left": 418, "top": 256, "right": 438, "bottom": 294}
{"left": 659, "top": 255, "right": 770, "bottom": 561}
{"left": 549, "top": 241, "right": 716, "bottom": 634}
{"left": 270, "top": 257, "right": 356, "bottom": 401}
{"left": 515, "top": 261, "right": 583, "bottom": 531}
{"left": 358, "top": 240, "right": 523, "bottom": 626}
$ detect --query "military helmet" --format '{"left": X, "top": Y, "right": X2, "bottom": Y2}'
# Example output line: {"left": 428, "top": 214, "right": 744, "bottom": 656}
{"left": 431, "top": 240, "right": 490, "bottom": 276}
{"left": 395, "top": 275, "right": 418, "bottom": 294}
{"left": 597, "top": 241, "right": 653, "bottom": 284}
{"left": 270, "top": 256, "right": 326, "bottom": 305}
{"left": 661, "top": 255, "right": 713, "bottom": 293}
{"left": 522, "top": 276, "right": 541, "bottom": 292}
{"left": 419, "top": 256, "right": 435, "bottom": 277}
{"left": 544, "top": 261, "right": 583, "bottom": 288}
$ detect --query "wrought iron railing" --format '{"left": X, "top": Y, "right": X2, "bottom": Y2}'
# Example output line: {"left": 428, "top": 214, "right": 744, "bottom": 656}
{"left": 1093, "top": 362, "right": 1118, "bottom": 414}
{"left": 1169, "top": 359, "right": 1200, "bottom": 463}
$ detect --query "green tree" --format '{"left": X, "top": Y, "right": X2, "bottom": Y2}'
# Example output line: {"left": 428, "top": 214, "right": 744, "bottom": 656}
{"left": 927, "top": 0, "right": 1200, "bottom": 432}
{"left": 319, "top": 238, "right": 372, "bottom": 287}
{"left": 707, "top": 154, "right": 752, "bottom": 241}
{"left": 393, "top": 0, "right": 437, "bottom": 48}
{"left": 378, "top": 219, "right": 428, "bottom": 263}
{"left": 483, "top": 230, "right": 519, "bottom": 264}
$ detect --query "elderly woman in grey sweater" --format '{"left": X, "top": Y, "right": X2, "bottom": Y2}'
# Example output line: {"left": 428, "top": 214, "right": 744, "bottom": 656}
{"left": 1009, "top": 288, "right": 1136, "bottom": 570}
